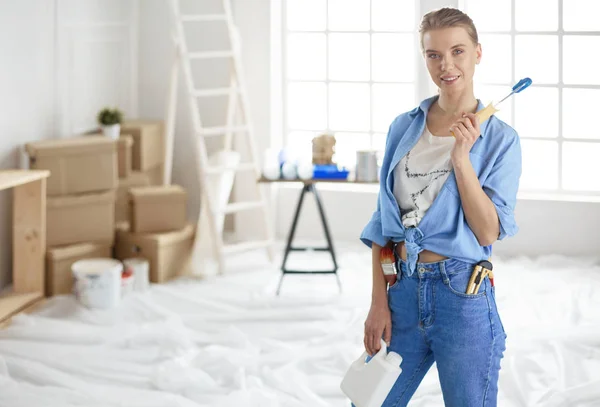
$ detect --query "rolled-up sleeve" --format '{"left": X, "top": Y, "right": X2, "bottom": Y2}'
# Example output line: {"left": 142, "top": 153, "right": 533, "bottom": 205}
{"left": 483, "top": 131, "right": 522, "bottom": 240}
{"left": 360, "top": 208, "right": 387, "bottom": 248}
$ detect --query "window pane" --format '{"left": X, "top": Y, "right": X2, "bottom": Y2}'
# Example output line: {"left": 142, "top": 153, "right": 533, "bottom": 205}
{"left": 563, "top": 142, "right": 600, "bottom": 191}
{"left": 372, "top": 133, "right": 387, "bottom": 152}
{"left": 333, "top": 133, "right": 371, "bottom": 168}
{"left": 328, "top": 0, "right": 370, "bottom": 31}
{"left": 462, "top": 0, "right": 511, "bottom": 32}
{"left": 287, "top": 131, "right": 317, "bottom": 161}
{"left": 477, "top": 85, "right": 513, "bottom": 125}
{"left": 564, "top": 36, "right": 600, "bottom": 85}
{"left": 329, "top": 34, "right": 370, "bottom": 81}
{"left": 515, "top": 87, "right": 558, "bottom": 138}
{"left": 564, "top": 0, "right": 600, "bottom": 32}
{"left": 520, "top": 140, "right": 558, "bottom": 190}
{"left": 372, "top": 0, "right": 415, "bottom": 32}
{"left": 329, "top": 83, "right": 370, "bottom": 131}
{"left": 515, "top": 35, "right": 558, "bottom": 84}
{"left": 372, "top": 34, "right": 415, "bottom": 82}
{"left": 515, "top": 0, "right": 558, "bottom": 31}
{"left": 563, "top": 89, "right": 600, "bottom": 140}
{"left": 287, "top": 82, "right": 326, "bottom": 129}
{"left": 287, "top": 0, "right": 325, "bottom": 31}
{"left": 287, "top": 34, "right": 326, "bottom": 80}
{"left": 477, "top": 35, "right": 512, "bottom": 84}
{"left": 372, "top": 84, "right": 415, "bottom": 132}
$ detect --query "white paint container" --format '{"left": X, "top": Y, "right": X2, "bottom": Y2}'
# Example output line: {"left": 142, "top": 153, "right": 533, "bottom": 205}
{"left": 123, "top": 258, "right": 150, "bottom": 292}
{"left": 72, "top": 258, "right": 122, "bottom": 309}
{"left": 356, "top": 150, "right": 379, "bottom": 182}
{"left": 341, "top": 339, "right": 402, "bottom": 407}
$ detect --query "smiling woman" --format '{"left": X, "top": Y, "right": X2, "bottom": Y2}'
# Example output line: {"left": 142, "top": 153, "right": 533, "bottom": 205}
{"left": 358, "top": 7, "right": 522, "bottom": 407}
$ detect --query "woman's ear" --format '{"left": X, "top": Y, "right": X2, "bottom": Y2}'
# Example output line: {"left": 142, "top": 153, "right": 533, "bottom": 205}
{"left": 476, "top": 43, "right": 482, "bottom": 65}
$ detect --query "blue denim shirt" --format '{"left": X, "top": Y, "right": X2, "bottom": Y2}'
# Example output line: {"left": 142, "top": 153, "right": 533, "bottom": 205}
{"left": 360, "top": 95, "right": 522, "bottom": 276}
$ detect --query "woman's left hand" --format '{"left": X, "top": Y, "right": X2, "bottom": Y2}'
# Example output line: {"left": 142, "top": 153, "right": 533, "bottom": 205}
{"left": 450, "top": 112, "right": 480, "bottom": 164}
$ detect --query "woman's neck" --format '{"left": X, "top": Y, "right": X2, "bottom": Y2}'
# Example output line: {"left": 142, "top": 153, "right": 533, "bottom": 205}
{"left": 435, "top": 91, "right": 478, "bottom": 118}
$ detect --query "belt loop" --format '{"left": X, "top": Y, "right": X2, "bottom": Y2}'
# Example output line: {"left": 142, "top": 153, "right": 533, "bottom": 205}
{"left": 439, "top": 260, "right": 449, "bottom": 284}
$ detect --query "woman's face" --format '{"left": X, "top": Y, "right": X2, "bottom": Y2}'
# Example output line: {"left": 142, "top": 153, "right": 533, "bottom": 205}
{"left": 422, "top": 26, "right": 481, "bottom": 94}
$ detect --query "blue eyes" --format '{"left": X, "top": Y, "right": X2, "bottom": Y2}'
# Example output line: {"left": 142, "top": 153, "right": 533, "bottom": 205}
{"left": 427, "top": 49, "right": 464, "bottom": 59}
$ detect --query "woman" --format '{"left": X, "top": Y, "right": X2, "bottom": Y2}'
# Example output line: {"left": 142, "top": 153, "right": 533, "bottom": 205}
{"left": 359, "top": 7, "right": 521, "bottom": 407}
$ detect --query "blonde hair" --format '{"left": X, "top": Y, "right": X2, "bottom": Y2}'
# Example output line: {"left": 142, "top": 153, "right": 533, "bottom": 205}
{"left": 419, "top": 8, "right": 479, "bottom": 50}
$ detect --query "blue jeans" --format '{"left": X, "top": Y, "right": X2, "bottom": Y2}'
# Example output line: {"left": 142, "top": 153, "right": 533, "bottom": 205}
{"left": 357, "top": 257, "right": 507, "bottom": 407}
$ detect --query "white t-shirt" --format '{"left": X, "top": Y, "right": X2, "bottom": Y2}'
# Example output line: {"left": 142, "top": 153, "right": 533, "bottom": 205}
{"left": 393, "top": 126, "right": 455, "bottom": 228}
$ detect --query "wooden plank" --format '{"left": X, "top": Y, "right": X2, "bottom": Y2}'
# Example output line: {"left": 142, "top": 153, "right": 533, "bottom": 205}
{"left": 0, "top": 170, "right": 49, "bottom": 191}
{"left": 0, "top": 292, "right": 43, "bottom": 324}
{"left": 13, "top": 178, "right": 46, "bottom": 294}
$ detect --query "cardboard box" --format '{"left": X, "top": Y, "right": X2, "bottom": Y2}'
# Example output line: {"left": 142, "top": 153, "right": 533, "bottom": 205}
{"left": 129, "top": 185, "right": 187, "bottom": 233}
{"left": 25, "top": 135, "right": 118, "bottom": 196}
{"left": 114, "top": 223, "right": 195, "bottom": 283}
{"left": 141, "top": 163, "right": 164, "bottom": 186}
{"left": 47, "top": 190, "right": 115, "bottom": 247}
{"left": 117, "top": 135, "right": 133, "bottom": 179}
{"left": 46, "top": 242, "right": 112, "bottom": 296}
{"left": 115, "top": 172, "right": 150, "bottom": 224}
{"left": 121, "top": 120, "right": 164, "bottom": 171}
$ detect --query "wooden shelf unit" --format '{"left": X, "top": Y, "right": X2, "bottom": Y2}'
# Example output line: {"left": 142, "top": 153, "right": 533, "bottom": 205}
{"left": 0, "top": 170, "right": 49, "bottom": 324}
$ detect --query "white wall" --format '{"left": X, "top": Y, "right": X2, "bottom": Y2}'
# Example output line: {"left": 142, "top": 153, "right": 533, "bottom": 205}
{"left": 0, "top": 0, "right": 138, "bottom": 290}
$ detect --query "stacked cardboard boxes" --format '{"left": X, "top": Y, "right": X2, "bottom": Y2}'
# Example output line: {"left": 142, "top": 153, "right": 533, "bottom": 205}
{"left": 25, "top": 119, "right": 195, "bottom": 296}
{"left": 114, "top": 184, "right": 195, "bottom": 284}
{"left": 114, "top": 120, "right": 195, "bottom": 284}
{"left": 25, "top": 136, "right": 118, "bottom": 296}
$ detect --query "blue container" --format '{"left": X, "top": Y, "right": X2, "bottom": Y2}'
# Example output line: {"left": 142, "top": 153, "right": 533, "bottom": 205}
{"left": 313, "top": 164, "right": 349, "bottom": 180}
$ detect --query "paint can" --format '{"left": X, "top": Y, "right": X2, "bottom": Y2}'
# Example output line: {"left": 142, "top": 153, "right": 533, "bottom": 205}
{"left": 123, "top": 258, "right": 150, "bottom": 292}
{"left": 356, "top": 150, "right": 379, "bottom": 182}
{"left": 72, "top": 258, "right": 122, "bottom": 309}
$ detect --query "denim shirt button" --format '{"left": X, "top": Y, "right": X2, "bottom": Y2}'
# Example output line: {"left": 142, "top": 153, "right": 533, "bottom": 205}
{"left": 419, "top": 267, "right": 426, "bottom": 273}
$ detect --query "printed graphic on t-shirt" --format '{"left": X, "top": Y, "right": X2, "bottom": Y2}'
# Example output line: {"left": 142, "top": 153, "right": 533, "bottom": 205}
{"left": 404, "top": 150, "right": 451, "bottom": 212}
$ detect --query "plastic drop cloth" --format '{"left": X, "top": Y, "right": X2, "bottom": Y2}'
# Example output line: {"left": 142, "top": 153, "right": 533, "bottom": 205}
{"left": 0, "top": 244, "right": 599, "bottom": 407}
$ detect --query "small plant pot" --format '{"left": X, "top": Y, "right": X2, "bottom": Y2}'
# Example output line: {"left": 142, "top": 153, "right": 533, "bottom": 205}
{"left": 101, "top": 123, "right": 121, "bottom": 140}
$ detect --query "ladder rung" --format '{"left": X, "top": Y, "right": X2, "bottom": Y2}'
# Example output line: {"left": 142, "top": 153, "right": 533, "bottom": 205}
{"left": 224, "top": 201, "right": 265, "bottom": 214}
{"left": 188, "top": 51, "right": 234, "bottom": 59}
{"left": 181, "top": 14, "right": 227, "bottom": 22}
{"left": 201, "top": 126, "right": 249, "bottom": 136}
{"left": 205, "top": 163, "right": 255, "bottom": 175}
{"left": 222, "top": 240, "right": 274, "bottom": 255}
{"left": 192, "top": 87, "right": 238, "bottom": 97}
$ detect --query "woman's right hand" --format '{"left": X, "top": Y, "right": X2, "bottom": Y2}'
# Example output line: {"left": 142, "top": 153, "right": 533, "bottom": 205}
{"left": 363, "top": 298, "right": 392, "bottom": 356}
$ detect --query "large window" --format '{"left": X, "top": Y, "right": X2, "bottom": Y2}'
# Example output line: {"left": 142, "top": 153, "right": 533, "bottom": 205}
{"left": 462, "top": 0, "right": 600, "bottom": 195}
{"left": 281, "top": 0, "right": 599, "bottom": 196}
{"left": 282, "top": 0, "right": 418, "bottom": 169}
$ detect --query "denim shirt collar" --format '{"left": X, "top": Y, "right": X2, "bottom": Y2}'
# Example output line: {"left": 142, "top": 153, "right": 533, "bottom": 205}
{"left": 410, "top": 95, "right": 491, "bottom": 138}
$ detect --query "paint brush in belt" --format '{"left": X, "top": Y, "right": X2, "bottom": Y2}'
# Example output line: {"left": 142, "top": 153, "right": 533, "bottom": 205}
{"left": 380, "top": 247, "right": 398, "bottom": 287}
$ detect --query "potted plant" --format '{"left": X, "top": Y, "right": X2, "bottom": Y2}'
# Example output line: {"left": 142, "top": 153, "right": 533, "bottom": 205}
{"left": 97, "top": 107, "right": 123, "bottom": 140}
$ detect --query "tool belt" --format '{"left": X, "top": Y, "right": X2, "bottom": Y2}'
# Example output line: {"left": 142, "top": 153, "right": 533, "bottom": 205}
{"left": 380, "top": 244, "right": 494, "bottom": 294}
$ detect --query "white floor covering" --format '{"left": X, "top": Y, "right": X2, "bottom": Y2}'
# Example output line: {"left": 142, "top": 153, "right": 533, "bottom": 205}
{"left": 0, "top": 242, "right": 599, "bottom": 407}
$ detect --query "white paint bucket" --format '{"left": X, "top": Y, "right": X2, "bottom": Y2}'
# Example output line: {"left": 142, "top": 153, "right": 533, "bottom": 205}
{"left": 123, "top": 257, "right": 150, "bottom": 292}
{"left": 72, "top": 258, "right": 122, "bottom": 309}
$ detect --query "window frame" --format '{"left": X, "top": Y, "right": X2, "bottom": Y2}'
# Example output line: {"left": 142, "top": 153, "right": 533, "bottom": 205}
{"left": 280, "top": 0, "right": 421, "bottom": 168}
{"left": 461, "top": 0, "right": 600, "bottom": 196}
